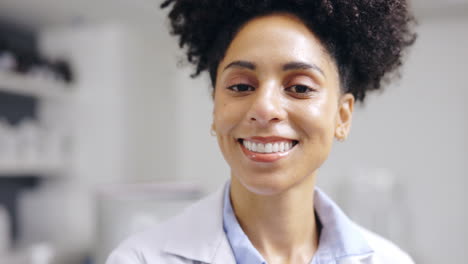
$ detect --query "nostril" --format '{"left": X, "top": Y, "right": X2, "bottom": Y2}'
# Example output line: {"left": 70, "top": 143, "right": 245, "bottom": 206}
{"left": 249, "top": 117, "right": 281, "bottom": 122}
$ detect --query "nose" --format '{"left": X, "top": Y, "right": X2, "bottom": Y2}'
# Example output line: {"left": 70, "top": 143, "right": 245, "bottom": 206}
{"left": 247, "top": 83, "right": 286, "bottom": 126}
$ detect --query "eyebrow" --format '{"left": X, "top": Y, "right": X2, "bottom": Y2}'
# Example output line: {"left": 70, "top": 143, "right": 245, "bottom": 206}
{"left": 282, "top": 61, "right": 325, "bottom": 78}
{"left": 223, "top": 60, "right": 256, "bottom": 71}
{"left": 223, "top": 60, "right": 325, "bottom": 78}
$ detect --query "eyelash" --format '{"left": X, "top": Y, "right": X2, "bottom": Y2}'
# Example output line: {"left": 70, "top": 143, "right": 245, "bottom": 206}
{"left": 226, "top": 84, "right": 316, "bottom": 97}
{"left": 285, "top": 85, "right": 315, "bottom": 95}
{"left": 227, "top": 84, "right": 255, "bottom": 93}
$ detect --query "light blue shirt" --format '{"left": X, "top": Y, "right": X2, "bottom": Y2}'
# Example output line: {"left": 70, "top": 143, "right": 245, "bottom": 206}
{"left": 222, "top": 182, "right": 374, "bottom": 264}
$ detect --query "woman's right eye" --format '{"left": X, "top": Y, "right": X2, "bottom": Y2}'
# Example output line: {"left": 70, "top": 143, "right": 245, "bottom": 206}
{"left": 227, "top": 84, "right": 255, "bottom": 93}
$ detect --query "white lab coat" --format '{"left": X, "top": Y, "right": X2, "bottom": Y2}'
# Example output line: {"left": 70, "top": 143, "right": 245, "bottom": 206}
{"left": 106, "top": 185, "right": 415, "bottom": 264}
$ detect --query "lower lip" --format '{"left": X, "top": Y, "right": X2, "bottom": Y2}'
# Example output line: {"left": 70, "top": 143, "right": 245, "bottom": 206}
{"left": 240, "top": 142, "right": 295, "bottom": 163}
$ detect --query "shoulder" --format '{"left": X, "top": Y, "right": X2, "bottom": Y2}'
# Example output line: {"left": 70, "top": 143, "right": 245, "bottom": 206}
{"left": 357, "top": 225, "right": 415, "bottom": 264}
{"left": 105, "top": 220, "right": 179, "bottom": 264}
{"left": 105, "top": 186, "right": 226, "bottom": 264}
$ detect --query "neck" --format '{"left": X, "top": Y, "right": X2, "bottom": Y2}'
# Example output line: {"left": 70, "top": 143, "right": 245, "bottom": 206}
{"left": 230, "top": 175, "right": 319, "bottom": 264}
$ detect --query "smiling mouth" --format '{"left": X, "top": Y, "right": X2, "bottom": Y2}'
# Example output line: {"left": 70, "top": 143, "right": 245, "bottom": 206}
{"left": 237, "top": 138, "right": 299, "bottom": 154}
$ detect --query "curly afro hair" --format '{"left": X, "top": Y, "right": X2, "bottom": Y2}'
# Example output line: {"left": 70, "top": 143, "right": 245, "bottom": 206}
{"left": 160, "top": 0, "right": 416, "bottom": 102}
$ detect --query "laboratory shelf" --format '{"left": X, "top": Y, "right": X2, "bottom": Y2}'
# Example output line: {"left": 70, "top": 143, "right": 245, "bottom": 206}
{"left": 0, "top": 163, "right": 65, "bottom": 176}
{"left": 0, "top": 71, "right": 70, "bottom": 100}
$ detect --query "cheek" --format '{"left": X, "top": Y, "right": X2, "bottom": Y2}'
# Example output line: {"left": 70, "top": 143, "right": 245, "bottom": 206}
{"left": 213, "top": 97, "right": 244, "bottom": 135}
{"left": 293, "top": 98, "right": 337, "bottom": 140}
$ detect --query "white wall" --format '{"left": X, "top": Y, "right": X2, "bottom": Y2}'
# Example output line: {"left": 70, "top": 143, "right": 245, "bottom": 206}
{"left": 175, "top": 69, "right": 230, "bottom": 192}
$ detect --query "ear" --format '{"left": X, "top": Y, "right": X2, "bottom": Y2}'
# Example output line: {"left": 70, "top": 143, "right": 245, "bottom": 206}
{"left": 210, "top": 122, "right": 217, "bottom": 137}
{"left": 335, "top": 93, "right": 354, "bottom": 141}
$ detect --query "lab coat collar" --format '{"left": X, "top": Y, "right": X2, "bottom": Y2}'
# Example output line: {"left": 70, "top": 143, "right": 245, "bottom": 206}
{"left": 162, "top": 184, "right": 236, "bottom": 264}
{"left": 314, "top": 188, "right": 375, "bottom": 262}
{"left": 162, "top": 183, "right": 375, "bottom": 264}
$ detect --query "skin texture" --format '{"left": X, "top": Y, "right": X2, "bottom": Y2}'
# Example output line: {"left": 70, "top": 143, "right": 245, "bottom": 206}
{"left": 212, "top": 13, "right": 354, "bottom": 264}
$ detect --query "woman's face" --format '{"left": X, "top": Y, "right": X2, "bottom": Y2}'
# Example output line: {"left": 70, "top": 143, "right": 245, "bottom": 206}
{"left": 213, "top": 13, "right": 354, "bottom": 195}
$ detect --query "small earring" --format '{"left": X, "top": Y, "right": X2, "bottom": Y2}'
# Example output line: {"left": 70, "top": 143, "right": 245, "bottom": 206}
{"left": 335, "top": 133, "right": 346, "bottom": 142}
{"left": 210, "top": 128, "right": 217, "bottom": 137}
{"left": 336, "top": 136, "right": 346, "bottom": 142}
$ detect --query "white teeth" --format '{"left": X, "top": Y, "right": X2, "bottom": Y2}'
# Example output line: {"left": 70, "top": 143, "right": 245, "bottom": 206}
{"left": 257, "top": 143, "right": 265, "bottom": 153}
{"left": 265, "top": 143, "right": 272, "bottom": 153}
{"left": 243, "top": 140, "right": 296, "bottom": 153}
{"left": 272, "top": 143, "right": 279, "bottom": 152}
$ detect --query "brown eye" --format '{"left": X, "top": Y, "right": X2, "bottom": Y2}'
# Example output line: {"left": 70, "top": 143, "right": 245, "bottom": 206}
{"left": 227, "top": 84, "right": 255, "bottom": 92}
{"left": 286, "top": 85, "right": 313, "bottom": 94}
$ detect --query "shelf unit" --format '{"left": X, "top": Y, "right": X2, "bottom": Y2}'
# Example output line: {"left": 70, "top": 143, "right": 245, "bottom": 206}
{"left": 0, "top": 164, "right": 65, "bottom": 176}
{"left": 0, "top": 71, "right": 71, "bottom": 100}
{"left": 0, "top": 71, "right": 72, "bottom": 177}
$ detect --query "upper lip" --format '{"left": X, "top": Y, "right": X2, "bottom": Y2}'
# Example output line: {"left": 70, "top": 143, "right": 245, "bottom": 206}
{"left": 239, "top": 136, "right": 298, "bottom": 144}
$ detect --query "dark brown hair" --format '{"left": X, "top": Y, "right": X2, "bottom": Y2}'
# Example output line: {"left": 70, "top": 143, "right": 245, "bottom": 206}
{"left": 161, "top": 0, "right": 416, "bottom": 102}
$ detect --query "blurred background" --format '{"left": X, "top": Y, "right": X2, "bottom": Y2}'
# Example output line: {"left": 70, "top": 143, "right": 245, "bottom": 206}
{"left": 0, "top": 0, "right": 466, "bottom": 263}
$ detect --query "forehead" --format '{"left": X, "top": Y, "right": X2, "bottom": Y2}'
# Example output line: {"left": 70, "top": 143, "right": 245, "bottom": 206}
{"left": 220, "top": 13, "right": 334, "bottom": 71}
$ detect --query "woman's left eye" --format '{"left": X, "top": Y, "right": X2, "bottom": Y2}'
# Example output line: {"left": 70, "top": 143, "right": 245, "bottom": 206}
{"left": 285, "top": 85, "right": 314, "bottom": 95}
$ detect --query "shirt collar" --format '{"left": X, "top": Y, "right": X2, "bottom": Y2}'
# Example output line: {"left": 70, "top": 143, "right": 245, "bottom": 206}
{"left": 222, "top": 182, "right": 374, "bottom": 264}
{"left": 223, "top": 183, "right": 267, "bottom": 264}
